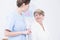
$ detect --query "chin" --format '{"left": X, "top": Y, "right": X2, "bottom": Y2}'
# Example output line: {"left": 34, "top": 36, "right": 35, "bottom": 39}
{"left": 23, "top": 10, "right": 27, "bottom": 12}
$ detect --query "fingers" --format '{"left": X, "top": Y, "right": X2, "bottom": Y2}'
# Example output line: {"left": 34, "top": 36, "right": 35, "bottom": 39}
{"left": 26, "top": 29, "right": 32, "bottom": 35}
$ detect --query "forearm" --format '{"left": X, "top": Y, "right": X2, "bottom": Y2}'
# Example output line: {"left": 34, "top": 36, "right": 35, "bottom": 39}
{"left": 5, "top": 29, "right": 31, "bottom": 37}
{"left": 5, "top": 31, "right": 25, "bottom": 37}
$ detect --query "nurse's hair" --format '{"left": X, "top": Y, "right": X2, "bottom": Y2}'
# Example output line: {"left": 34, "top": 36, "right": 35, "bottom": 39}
{"left": 34, "top": 9, "right": 45, "bottom": 16}
{"left": 17, "top": 0, "right": 30, "bottom": 7}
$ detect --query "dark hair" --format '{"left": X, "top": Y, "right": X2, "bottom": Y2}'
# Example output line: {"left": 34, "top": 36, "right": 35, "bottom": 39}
{"left": 17, "top": 0, "right": 30, "bottom": 7}
{"left": 34, "top": 9, "right": 45, "bottom": 16}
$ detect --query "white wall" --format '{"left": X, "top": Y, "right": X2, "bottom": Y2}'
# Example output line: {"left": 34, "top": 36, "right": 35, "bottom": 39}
{"left": 0, "top": 0, "right": 60, "bottom": 40}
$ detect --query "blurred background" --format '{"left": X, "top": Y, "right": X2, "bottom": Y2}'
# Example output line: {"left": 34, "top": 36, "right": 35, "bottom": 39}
{"left": 0, "top": 0, "right": 60, "bottom": 40}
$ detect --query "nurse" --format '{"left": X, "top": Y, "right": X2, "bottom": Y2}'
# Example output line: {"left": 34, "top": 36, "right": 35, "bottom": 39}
{"left": 5, "top": 0, "right": 31, "bottom": 40}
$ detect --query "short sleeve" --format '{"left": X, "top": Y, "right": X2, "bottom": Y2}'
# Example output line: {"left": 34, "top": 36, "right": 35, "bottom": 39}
{"left": 5, "top": 13, "right": 15, "bottom": 31}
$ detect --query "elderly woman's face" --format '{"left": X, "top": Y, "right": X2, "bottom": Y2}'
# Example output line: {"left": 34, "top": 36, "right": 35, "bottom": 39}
{"left": 34, "top": 13, "right": 44, "bottom": 22}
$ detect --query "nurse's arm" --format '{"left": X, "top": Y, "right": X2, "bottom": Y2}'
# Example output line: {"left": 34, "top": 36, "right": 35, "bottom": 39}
{"left": 5, "top": 29, "right": 31, "bottom": 37}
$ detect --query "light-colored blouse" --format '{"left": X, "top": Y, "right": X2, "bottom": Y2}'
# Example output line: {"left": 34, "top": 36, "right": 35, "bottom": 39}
{"left": 31, "top": 19, "right": 49, "bottom": 40}
{"left": 5, "top": 11, "right": 26, "bottom": 40}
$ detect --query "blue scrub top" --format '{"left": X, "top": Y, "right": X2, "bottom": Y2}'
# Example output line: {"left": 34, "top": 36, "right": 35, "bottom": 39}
{"left": 5, "top": 10, "right": 26, "bottom": 40}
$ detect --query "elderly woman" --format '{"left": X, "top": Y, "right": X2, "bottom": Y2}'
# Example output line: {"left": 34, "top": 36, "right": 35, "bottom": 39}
{"left": 31, "top": 9, "right": 49, "bottom": 40}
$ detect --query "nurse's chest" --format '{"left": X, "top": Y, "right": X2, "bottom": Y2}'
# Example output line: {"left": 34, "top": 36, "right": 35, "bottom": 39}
{"left": 13, "top": 16, "right": 26, "bottom": 31}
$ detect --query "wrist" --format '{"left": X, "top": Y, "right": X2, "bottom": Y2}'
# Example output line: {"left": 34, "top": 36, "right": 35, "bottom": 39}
{"left": 21, "top": 31, "right": 26, "bottom": 35}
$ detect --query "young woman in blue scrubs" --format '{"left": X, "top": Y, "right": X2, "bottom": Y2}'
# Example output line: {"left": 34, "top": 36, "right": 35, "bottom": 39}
{"left": 5, "top": 0, "right": 31, "bottom": 40}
